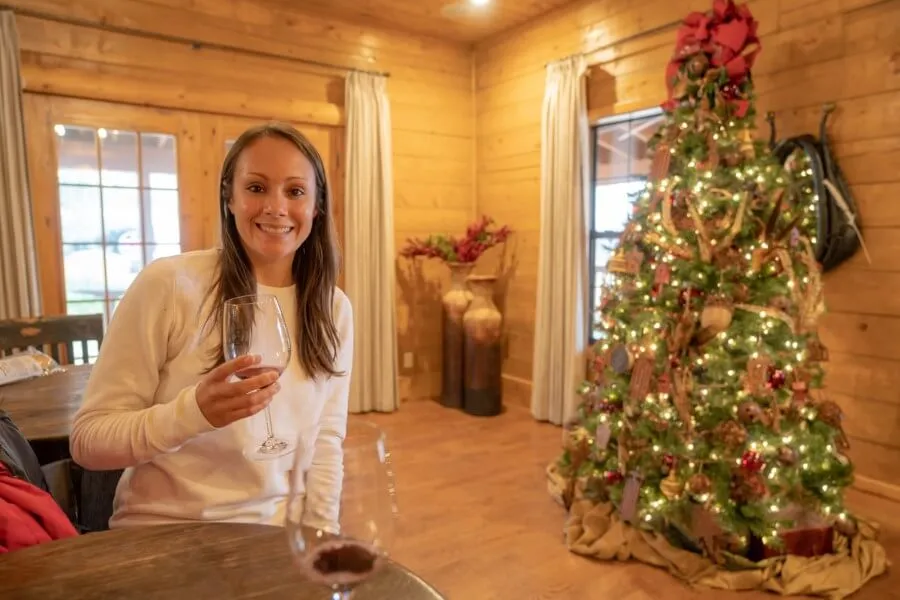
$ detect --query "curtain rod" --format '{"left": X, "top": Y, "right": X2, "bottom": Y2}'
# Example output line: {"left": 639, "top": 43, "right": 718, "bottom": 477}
{"left": 2, "top": 6, "right": 391, "bottom": 78}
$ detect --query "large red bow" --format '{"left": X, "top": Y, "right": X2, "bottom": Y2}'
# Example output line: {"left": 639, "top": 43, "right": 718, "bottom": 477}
{"left": 663, "top": 0, "right": 761, "bottom": 117}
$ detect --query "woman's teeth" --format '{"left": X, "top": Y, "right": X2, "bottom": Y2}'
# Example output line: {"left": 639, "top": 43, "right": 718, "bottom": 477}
{"left": 257, "top": 224, "right": 292, "bottom": 234}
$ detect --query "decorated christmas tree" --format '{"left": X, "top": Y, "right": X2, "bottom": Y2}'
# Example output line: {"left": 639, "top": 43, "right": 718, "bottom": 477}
{"left": 555, "top": 0, "right": 864, "bottom": 564}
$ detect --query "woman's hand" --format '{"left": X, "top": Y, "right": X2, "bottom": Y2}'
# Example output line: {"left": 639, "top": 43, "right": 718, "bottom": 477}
{"left": 195, "top": 355, "right": 281, "bottom": 428}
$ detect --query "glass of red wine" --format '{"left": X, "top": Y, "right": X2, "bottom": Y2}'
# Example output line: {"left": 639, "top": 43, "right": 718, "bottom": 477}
{"left": 223, "top": 293, "right": 293, "bottom": 460}
{"left": 285, "top": 420, "right": 398, "bottom": 599}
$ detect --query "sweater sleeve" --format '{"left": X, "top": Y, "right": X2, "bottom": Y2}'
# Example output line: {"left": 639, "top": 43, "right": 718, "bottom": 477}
{"left": 70, "top": 258, "right": 217, "bottom": 471}
{"left": 302, "top": 291, "right": 353, "bottom": 533}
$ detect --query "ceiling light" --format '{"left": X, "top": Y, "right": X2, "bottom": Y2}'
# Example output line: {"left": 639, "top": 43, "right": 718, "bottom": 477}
{"left": 470, "top": 0, "right": 489, "bottom": 6}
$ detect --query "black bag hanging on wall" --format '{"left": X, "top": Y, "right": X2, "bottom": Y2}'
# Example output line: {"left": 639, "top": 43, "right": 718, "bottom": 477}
{"left": 767, "top": 104, "right": 871, "bottom": 273}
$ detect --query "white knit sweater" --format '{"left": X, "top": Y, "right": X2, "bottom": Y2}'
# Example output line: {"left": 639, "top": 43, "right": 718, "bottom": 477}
{"left": 70, "top": 248, "right": 352, "bottom": 530}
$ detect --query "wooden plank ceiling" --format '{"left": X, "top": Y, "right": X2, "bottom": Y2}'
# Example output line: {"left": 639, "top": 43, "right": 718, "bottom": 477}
{"left": 270, "top": 0, "right": 577, "bottom": 43}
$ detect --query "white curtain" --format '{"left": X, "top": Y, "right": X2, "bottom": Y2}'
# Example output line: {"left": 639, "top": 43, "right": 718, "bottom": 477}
{"left": 344, "top": 71, "right": 398, "bottom": 413}
{"left": 0, "top": 11, "right": 41, "bottom": 319}
{"left": 530, "top": 55, "right": 591, "bottom": 425}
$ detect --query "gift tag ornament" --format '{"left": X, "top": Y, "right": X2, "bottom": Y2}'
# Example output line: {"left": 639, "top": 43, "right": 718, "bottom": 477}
{"left": 629, "top": 355, "right": 655, "bottom": 403}
{"left": 618, "top": 472, "right": 644, "bottom": 523}
{"left": 746, "top": 355, "right": 773, "bottom": 395}
{"left": 610, "top": 344, "right": 634, "bottom": 374}
{"left": 692, "top": 504, "right": 724, "bottom": 560}
{"left": 595, "top": 423, "right": 612, "bottom": 450}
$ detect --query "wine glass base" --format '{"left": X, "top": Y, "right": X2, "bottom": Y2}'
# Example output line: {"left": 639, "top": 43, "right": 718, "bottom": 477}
{"left": 243, "top": 438, "right": 294, "bottom": 461}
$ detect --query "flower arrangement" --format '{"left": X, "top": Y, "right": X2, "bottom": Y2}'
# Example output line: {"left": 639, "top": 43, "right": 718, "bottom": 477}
{"left": 399, "top": 215, "right": 512, "bottom": 264}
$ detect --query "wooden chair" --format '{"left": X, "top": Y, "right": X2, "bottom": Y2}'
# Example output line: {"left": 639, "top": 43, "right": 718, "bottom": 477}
{"left": 0, "top": 315, "right": 105, "bottom": 365}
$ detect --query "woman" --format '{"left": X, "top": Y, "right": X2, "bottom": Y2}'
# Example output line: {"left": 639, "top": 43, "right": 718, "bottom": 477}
{"left": 70, "top": 122, "right": 352, "bottom": 531}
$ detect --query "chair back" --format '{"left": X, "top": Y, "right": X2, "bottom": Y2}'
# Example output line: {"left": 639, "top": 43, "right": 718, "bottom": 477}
{"left": 0, "top": 315, "right": 104, "bottom": 365}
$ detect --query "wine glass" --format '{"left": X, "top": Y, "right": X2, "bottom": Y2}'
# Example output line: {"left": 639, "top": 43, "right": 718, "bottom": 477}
{"left": 286, "top": 420, "right": 398, "bottom": 599}
{"left": 223, "top": 293, "right": 293, "bottom": 460}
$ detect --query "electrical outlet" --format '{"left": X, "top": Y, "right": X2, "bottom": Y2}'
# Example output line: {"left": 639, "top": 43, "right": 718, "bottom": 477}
{"left": 402, "top": 352, "right": 414, "bottom": 369}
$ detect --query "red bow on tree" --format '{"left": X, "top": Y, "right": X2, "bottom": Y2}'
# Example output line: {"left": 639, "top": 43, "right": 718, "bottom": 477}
{"left": 663, "top": 0, "right": 761, "bottom": 117}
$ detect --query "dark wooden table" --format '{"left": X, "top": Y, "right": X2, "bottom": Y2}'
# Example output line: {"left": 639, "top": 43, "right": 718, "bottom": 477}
{"left": 0, "top": 365, "right": 91, "bottom": 442}
{"left": 0, "top": 523, "right": 446, "bottom": 599}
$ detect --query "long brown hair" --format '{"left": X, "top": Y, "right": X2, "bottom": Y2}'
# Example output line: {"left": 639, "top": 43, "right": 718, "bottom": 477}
{"left": 202, "top": 122, "right": 342, "bottom": 379}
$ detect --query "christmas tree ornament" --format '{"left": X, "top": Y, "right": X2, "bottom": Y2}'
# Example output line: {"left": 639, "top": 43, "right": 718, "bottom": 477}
{"left": 607, "top": 249, "right": 630, "bottom": 273}
{"left": 737, "top": 400, "right": 764, "bottom": 424}
{"left": 700, "top": 294, "right": 734, "bottom": 334}
{"left": 629, "top": 355, "right": 655, "bottom": 402}
{"left": 816, "top": 399, "right": 850, "bottom": 450}
{"left": 777, "top": 446, "right": 797, "bottom": 466}
{"left": 687, "top": 53, "right": 709, "bottom": 78}
{"left": 609, "top": 344, "right": 634, "bottom": 374}
{"left": 660, "top": 470, "right": 684, "bottom": 500}
{"left": 746, "top": 355, "right": 773, "bottom": 395}
{"left": 595, "top": 423, "right": 612, "bottom": 450}
{"left": 619, "top": 472, "right": 644, "bottom": 523}
{"left": 687, "top": 473, "right": 712, "bottom": 496}
{"left": 715, "top": 420, "right": 749, "bottom": 448}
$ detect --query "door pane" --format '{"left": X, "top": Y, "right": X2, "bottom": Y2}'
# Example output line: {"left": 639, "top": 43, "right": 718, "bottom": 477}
{"left": 59, "top": 185, "right": 102, "bottom": 244}
{"left": 62, "top": 243, "right": 107, "bottom": 300}
{"left": 54, "top": 124, "right": 182, "bottom": 324}
{"left": 143, "top": 189, "right": 180, "bottom": 244}
{"left": 102, "top": 187, "right": 142, "bottom": 245}
{"left": 142, "top": 133, "right": 178, "bottom": 189}
{"left": 100, "top": 130, "right": 139, "bottom": 188}
{"left": 56, "top": 126, "right": 99, "bottom": 185}
{"left": 105, "top": 244, "right": 142, "bottom": 298}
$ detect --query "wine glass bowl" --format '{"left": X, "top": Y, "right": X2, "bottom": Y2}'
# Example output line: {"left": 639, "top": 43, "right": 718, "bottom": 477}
{"left": 286, "top": 420, "right": 397, "bottom": 599}
{"left": 223, "top": 293, "right": 293, "bottom": 460}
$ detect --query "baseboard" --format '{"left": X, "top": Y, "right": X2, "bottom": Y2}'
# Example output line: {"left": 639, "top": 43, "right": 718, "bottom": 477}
{"left": 852, "top": 474, "right": 900, "bottom": 503}
{"left": 502, "top": 374, "right": 532, "bottom": 408}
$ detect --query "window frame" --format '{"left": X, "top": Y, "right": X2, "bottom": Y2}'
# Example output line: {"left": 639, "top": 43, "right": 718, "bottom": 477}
{"left": 588, "top": 106, "right": 664, "bottom": 344}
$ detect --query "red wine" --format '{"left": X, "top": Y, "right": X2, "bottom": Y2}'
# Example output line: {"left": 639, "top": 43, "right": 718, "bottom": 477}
{"left": 299, "top": 539, "right": 381, "bottom": 588}
{"left": 235, "top": 366, "right": 284, "bottom": 380}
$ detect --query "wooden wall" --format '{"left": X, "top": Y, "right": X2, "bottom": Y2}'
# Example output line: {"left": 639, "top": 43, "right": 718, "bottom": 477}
{"left": 474, "top": 0, "right": 900, "bottom": 500}
{"left": 10, "top": 0, "right": 476, "bottom": 401}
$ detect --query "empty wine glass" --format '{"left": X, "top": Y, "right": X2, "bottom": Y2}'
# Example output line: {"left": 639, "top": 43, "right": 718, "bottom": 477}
{"left": 286, "top": 420, "right": 398, "bottom": 599}
{"left": 223, "top": 293, "right": 293, "bottom": 460}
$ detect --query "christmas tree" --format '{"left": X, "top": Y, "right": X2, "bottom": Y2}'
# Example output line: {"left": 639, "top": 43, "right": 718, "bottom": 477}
{"left": 557, "top": 0, "right": 859, "bottom": 561}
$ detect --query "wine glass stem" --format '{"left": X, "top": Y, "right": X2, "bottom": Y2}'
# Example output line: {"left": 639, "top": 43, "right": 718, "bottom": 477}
{"left": 263, "top": 405, "right": 275, "bottom": 441}
{"left": 331, "top": 591, "right": 353, "bottom": 600}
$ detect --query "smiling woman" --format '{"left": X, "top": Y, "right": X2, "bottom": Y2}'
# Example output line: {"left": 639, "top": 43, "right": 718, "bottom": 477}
{"left": 69, "top": 121, "right": 354, "bottom": 534}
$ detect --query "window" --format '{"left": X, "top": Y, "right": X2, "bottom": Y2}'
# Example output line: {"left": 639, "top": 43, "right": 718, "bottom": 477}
{"left": 589, "top": 107, "right": 664, "bottom": 341}
{"left": 55, "top": 125, "right": 182, "bottom": 334}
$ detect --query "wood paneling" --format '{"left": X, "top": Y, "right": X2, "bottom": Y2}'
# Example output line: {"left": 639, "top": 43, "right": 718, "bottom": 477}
{"left": 12, "top": 0, "right": 477, "bottom": 401}
{"left": 265, "top": 0, "right": 577, "bottom": 43}
{"left": 474, "top": 0, "right": 900, "bottom": 498}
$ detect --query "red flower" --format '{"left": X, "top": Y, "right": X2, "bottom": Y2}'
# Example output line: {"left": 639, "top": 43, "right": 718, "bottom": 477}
{"left": 398, "top": 215, "right": 512, "bottom": 264}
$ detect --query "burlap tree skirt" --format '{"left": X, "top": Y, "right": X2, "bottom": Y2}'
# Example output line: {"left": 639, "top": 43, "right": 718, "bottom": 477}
{"left": 547, "top": 465, "right": 889, "bottom": 599}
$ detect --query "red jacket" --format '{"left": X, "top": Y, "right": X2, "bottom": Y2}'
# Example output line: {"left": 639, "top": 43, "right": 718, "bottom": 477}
{"left": 0, "top": 463, "right": 78, "bottom": 552}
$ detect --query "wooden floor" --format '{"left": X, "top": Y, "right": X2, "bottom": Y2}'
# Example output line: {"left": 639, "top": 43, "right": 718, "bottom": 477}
{"left": 360, "top": 402, "right": 898, "bottom": 600}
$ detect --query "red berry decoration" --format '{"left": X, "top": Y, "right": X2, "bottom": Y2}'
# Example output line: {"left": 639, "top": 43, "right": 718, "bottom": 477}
{"left": 605, "top": 471, "right": 624, "bottom": 485}
{"left": 663, "top": 454, "right": 676, "bottom": 469}
{"left": 767, "top": 367, "right": 786, "bottom": 390}
{"left": 740, "top": 450, "right": 765, "bottom": 473}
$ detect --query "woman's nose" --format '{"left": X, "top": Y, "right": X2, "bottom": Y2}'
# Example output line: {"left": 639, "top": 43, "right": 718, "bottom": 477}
{"left": 262, "top": 190, "right": 288, "bottom": 215}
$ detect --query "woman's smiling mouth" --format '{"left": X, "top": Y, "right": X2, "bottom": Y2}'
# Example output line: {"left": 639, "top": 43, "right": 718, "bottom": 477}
{"left": 256, "top": 223, "right": 294, "bottom": 235}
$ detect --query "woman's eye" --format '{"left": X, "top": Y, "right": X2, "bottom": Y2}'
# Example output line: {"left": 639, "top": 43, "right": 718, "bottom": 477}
{"left": 290, "top": 187, "right": 305, "bottom": 198}
{"left": 247, "top": 183, "right": 264, "bottom": 193}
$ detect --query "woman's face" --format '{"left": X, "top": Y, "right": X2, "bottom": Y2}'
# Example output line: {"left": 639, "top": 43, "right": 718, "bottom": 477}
{"left": 227, "top": 135, "right": 317, "bottom": 282}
